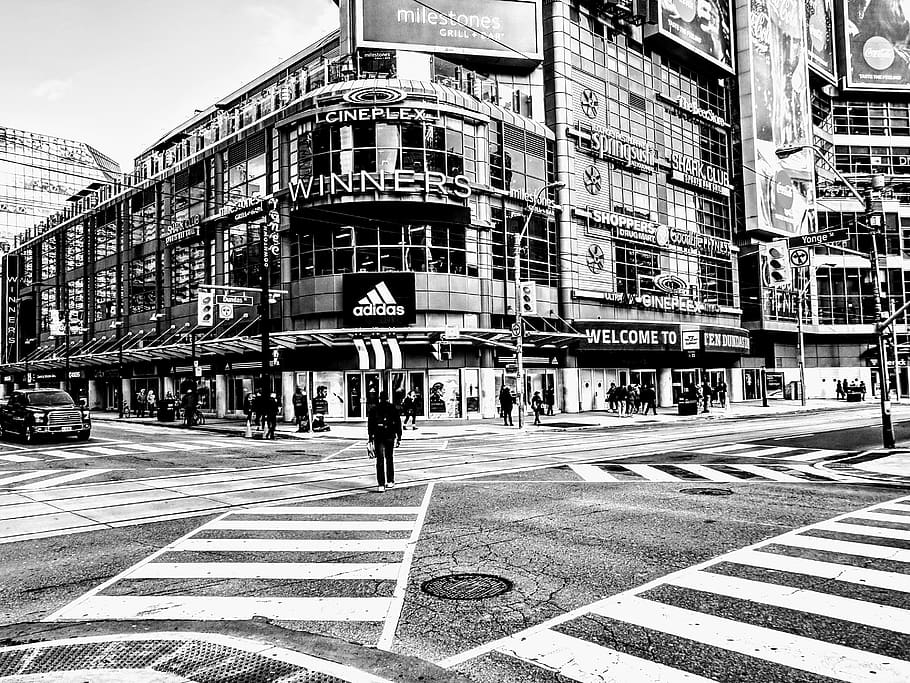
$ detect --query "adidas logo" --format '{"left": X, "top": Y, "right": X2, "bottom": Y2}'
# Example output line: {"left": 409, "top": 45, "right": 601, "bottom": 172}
{"left": 353, "top": 281, "right": 405, "bottom": 317}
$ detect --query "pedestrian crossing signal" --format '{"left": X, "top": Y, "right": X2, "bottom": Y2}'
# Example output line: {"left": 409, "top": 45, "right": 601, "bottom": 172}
{"left": 519, "top": 281, "right": 537, "bottom": 314}
{"left": 197, "top": 292, "right": 215, "bottom": 327}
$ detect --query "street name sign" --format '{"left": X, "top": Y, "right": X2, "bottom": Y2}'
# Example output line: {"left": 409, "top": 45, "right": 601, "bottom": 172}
{"left": 787, "top": 229, "right": 849, "bottom": 248}
{"left": 217, "top": 294, "right": 254, "bottom": 306}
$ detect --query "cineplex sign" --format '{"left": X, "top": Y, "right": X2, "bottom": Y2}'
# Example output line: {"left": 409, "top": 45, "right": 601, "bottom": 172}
{"left": 576, "top": 208, "right": 732, "bottom": 257}
{"left": 288, "top": 170, "right": 472, "bottom": 202}
{"left": 582, "top": 322, "right": 750, "bottom": 354}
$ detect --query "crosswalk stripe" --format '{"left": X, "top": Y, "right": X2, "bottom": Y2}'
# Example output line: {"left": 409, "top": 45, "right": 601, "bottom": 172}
{"left": 501, "top": 628, "right": 714, "bottom": 683}
{"left": 569, "top": 464, "right": 619, "bottom": 481}
{"left": 15, "top": 469, "right": 111, "bottom": 491}
{"left": 232, "top": 506, "right": 422, "bottom": 515}
{"left": 731, "top": 446, "right": 799, "bottom": 457}
{"left": 591, "top": 595, "right": 910, "bottom": 683}
{"left": 622, "top": 465, "right": 679, "bottom": 482}
{"left": 673, "top": 464, "right": 741, "bottom": 482}
{"left": 205, "top": 519, "right": 415, "bottom": 532}
{"left": 158, "top": 442, "right": 209, "bottom": 451}
{"left": 723, "top": 548, "right": 910, "bottom": 593}
{"left": 851, "top": 511, "right": 910, "bottom": 525}
{"left": 773, "top": 533, "right": 910, "bottom": 562}
{"left": 78, "top": 447, "right": 130, "bottom": 456}
{"left": 727, "top": 464, "right": 804, "bottom": 482}
{"left": 61, "top": 595, "right": 393, "bottom": 621}
{"left": 0, "top": 454, "right": 39, "bottom": 463}
{"left": 113, "top": 444, "right": 171, "bottom": 453}
{"left": 668, "top": 570, "right": 910, "bottom": 634}
{"left": 0, "top": 470, "right": 62, "bottom": 486}
{"left": 128, "top": 562, "right": 401, "bottom": 580}
{"left": 818, "top": 520, "right": 910, "bottom": 541}
{"left": 175, "top": 538, "right": 409, "bottom": 553}
{"left": 39, "top": 449, "right": 91, "bottom": 460}
{"left": 691, "top": 444, "right": 760, "bottom": 454}
{"left": 783, "top": 449, "right": 844, "bottom": 462}
{"left": 784, "top": 464, "right": 855, "bottom": 482}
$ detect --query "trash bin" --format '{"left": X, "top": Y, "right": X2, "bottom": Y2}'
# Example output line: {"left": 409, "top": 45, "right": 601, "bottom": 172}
{"left": 157, "top": 399, "right": 177, "bottom": 422}
{"left": 846, "top": 390, "right": 863, "bottom": 402}
{"left": 677, "top": 399, "right": 698, "bottom": 416}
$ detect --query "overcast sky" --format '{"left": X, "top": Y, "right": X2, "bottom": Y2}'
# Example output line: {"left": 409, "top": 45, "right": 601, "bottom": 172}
{"left": 0, "top": 0, "right": 338, "bottom": 170}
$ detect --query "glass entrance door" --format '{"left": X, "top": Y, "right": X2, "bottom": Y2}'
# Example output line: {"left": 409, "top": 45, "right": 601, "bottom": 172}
{"left": 346, "top": 373, "right": 363, "bottom": 419}
{"left": 671, "top": 369, "right": 698, "bottom": 404}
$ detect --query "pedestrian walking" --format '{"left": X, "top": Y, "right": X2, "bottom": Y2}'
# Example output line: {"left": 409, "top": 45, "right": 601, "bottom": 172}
{"left": 836, "top": 380, "right": 844, "bottom": 400}
{"left": 625, "top": 384, "right": 637, "bottom": 415}
{"left": 860, "top": 381, "right": 867, "bottom": 401}
{"left": 253, "top": 388, "right": 264, "bottom": 430}
{"left": 367, "top": 391, "right": 402, "bottom": 493}
{"left": 292, "top": 386, "right": 309, "bottom": 432}
{"left": 499, "top": 385, "right": 514, "bottom": 426}
{"left": 146, "top": 389, "right": 157, "bottom": 418}
{"left": 531, "top": 391, "right": 543, "bottom": 425}
{"left": 136, "top": 389, "right": 147, "bottom": 418}
{"left": 701, "top": 380, "right": 712, "bottom": 413}
{"left": 607, "top": 382, "right": 618, "bottom": 412}
{"left": 182, "top": 389, "right": 198, "bottom": 427}
{"left": 263, "top": 392, "right": 279, "bottom": 439}
{"left": 641, "top": 384, "right": 658, "bottom": 415}
{"left": 544, "top": 387, "right": 555, "bottom": 415}
{"left": 615, "top": 384, "right": 627, "bottom": 415}
{"left": 243, "top": 390, "right": 254, "bottom": 428}
{"left": 717, "top": 381, "right": 728, "bottom": 408}
{"left": 402, "top": 390, "right": 418, "bottom": 430}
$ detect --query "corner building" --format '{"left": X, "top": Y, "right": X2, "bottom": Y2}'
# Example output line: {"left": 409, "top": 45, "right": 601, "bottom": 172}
{"left": 0, "top": 1, "right": 751, "bottom": 418}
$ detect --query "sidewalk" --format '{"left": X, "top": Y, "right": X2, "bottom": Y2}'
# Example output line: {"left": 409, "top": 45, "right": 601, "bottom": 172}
{"left": 90, "top": 398, "right": 892, "bottom": 441}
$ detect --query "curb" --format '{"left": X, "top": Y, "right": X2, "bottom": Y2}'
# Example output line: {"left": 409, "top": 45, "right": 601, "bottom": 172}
{"left": 0, "top": 619, "right": 470, "bottom": 683}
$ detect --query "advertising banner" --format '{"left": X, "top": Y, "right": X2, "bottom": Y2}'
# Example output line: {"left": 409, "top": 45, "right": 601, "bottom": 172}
{"left": 653, "top": 0, "right": 735, "bottom": 73}
{"left": 356, "top": 0, "right": 541, "bottom": 62}
{"left": 343, "top": 273, "right": 416, "bottom": 327}
{"left": 842, "top": 0, "right": 910, "bottom": 90}
{"left": 582, "top": 322, "right": 682, "bottom": 353}
{"left": 736, "top": 0, "right": 814, "bottom": 236}
{"left": 2, "top": 255, "right": 20, "bottom": 365}
{"left": 806, "top": 0, "right": 836, "bottom": 81}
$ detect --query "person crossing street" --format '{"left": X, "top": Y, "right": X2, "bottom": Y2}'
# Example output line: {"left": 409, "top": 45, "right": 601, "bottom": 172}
{"left": 367, "top": 391, "right": 402, "bottom": 493}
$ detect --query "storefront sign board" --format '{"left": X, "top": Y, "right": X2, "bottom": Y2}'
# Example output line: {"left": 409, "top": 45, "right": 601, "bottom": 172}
{"left": 343, "top": 272, "right": 417, "bottom": 327}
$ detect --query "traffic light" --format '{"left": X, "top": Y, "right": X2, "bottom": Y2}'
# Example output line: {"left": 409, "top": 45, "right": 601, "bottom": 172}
{"left": 765, "top": 241, "right": 791, "bottom": 289}
{"left": 519, "top": 281, "right": 537, "bottom": 314}
{"left": 197, "top": 291, "right": 215, "bottom": 327}
{"left": 440, "top": 343, "right": 452, "bottom": 360}
{"left": 865, "top": 191, "right": 885, "bottom": 234}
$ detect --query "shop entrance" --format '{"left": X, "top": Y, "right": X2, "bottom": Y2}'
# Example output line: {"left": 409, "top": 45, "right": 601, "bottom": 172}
{"left": 345, "top": 371, "right": 426, "bottom": 420}
{"left": 671, "top": 369, "right": 698, "bottom": 404}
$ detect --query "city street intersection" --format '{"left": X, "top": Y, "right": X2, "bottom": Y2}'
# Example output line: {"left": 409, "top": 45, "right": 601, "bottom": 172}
{"left": 0, "top": 405, "right": 908, "bottom": 682}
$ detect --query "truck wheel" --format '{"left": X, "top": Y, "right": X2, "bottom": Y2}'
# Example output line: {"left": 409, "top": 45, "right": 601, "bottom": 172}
{"left": 77, "top": 430, "right": 90, "bottom": 441}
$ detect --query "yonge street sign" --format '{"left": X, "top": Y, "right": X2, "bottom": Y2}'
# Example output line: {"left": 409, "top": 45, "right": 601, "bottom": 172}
{"left": 787, "top": 229, "right": 849, "bottom": 248}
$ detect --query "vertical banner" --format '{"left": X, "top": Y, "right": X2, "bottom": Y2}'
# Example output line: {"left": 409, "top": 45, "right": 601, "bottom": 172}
{"left": 736, "top": 0, "right": 814, "bottom": 236}
{"left": 806, "top": 0, "right": 836, "bottom": 81}
{"left": 842, "top": 0, "right": 910, "bottom": 90}
{"left": 3, "top": 256, "right": 21, "bottom": 364}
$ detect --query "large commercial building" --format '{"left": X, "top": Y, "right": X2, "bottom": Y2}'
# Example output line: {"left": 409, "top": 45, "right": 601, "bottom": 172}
{"left": 1, "top": 0, "right": 900, "bottom": 419}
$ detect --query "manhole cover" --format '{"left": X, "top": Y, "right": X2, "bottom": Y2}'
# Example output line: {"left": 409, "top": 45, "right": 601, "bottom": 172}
{"left": 680, "top": 488, "right": 734, "bottom": 496}
{"left": 421, "top": 573, "right": 513, "bottom": 600}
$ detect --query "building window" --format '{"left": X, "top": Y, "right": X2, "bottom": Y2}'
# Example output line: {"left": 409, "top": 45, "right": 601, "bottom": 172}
{"left": 171, "top": 243, "right": 206, "bottom": 304}
{"left": 225, "top": 223, "right": 263, "bottom": 288}
{"left": 490, "top": 208, "right": 557, "bottom": 286}
{"left": 224, "top": 133, "right": 267, "bottom": 208}
{"left": 40, "top": 234, "right": 57, "bottom": 281}
{"left": 39, "top": 287, "right": 55, "bottom": 334}
{"left": 66, "top": 278, "right": 84, "bottom": 327}
{"left": 95, "top": 209, "right": 119, "bottom": 260}
{"left": 65, "top": 223, "right": 84, "bottom": 272}
{"left": 128, "top": 254, "right": 157, "bottom": 312}
{"left": 130, "top": 188, "right": 157, "bottom": 246}
{"left": 94, "top": 267, "right": 118, "bottom": 321}
{"left": 615, "top": 242, "right": 660, "bottom": 295}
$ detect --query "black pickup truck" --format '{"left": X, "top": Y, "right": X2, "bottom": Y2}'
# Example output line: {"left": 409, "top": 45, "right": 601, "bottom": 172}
{"left": 0, "top": 389, "right": 91, "bottom": 443}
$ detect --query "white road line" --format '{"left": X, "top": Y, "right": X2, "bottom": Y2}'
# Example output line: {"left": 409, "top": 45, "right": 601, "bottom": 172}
{"left": 39, "top": 449, "right": 93, "bottom": 460}
{"left": 0, "top": 454, "right": 38, "bottom": 463}
{"left": 0, "top": 470, "right": 63, "bottom": 486}
{"left": 622, "top": 465, "right": 679, "bottom": 482}
{"left": 818, "top": 521, "right": 910, "bottom": 541}
{"left": 113, "top": 444, "right": 172, "bottom": 453}
{"left": 501, "top": 628, "right": 714, "bottom": 683}
{"left": 668, "top": 570, "right": 910, "bottom": 634}
{"left": 851, "top": 511, "right": 910, "bottom": 525}
{"left": 674, "top": 464, "right": 741, "bottom": 482}
{"left": 569, "top": 464, "right": 620, "bottom": 481}
{"left": 728, "top": 465, "right": 804, "bottom": 482}
{"left": 174, "top": 538, "right": 409, "bottom": 553}
{"left": 687, "top": 443, "right": 756, "bottom": 454}
{"left": 732, "top": 446, "right": 800, "bottom": 457}
{"left": 157, "top": 442, "right": 209, "bottom": 451}
{"left": 783, "top": 449, "right": 844, "bottom": 462}
{"left": 773, "top": 533, "right": 910, "bottom": 562}
{"left": 15, "top": 469, "right": 112, "bottom": 491}
{"left": 232, "top": 506, "right": 422, "bottom": 516}
{"left": 205, "top": 519, "right": 415, "bottom": 532}
{"left": 378, "top": 483, "right": 434, "bottom": 651}
{"left": 723, "top": 548, "right": 910, "bottom": 593}
{"left": 787, "top": 464, "right": 858, "bottom": 482}
{"left": 592, "top": 595, "right": 910, "bottom": 683}
{"left": 77, "top": 447, "right": 130, "bottom": 456}
{"left": 128, "top": 562, "right": 401, "bottom": 581}
{"left": 773, "top": 433, "right": 816, "bottom": 440}
{"left": 58, "top": 595, "right": 393, "bottom": 622}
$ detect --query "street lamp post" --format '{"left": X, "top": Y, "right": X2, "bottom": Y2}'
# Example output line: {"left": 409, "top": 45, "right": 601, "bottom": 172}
{"left": 513, "top": 181, "right": 564, "bottom": 429}
{"left": 776, "top": 145, "right": 896, "bottom": 448}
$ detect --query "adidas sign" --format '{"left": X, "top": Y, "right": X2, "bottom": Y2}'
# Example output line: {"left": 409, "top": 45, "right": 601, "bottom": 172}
{"left": 353, "top": 281, "right": 405, "bottom": 317}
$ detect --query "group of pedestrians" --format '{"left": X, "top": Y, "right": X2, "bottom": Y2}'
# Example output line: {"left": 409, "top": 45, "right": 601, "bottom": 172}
{"left": 605, "top": 383, "right": 658, "bottom": 415}
{"left": 242, "top": 388, "right": 280, "bottom": 439}
{"left": 684, "top": 380, "right": 728, "bottom": 413}
{"left": 835, "top": 379, "right": 866, "bottom": 400}
{"left": 498, "top": 386, "right": 554, "bottom": 426}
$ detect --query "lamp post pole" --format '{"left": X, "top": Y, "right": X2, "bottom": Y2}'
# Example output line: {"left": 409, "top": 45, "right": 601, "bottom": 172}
{"left": 513, "top": 181, "right": 564, "bottom": 430}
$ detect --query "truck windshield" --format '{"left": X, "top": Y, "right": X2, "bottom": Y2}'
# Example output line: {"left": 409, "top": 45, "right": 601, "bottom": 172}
{"left": 25, "top": 391, "right": 74, "bottom": 406}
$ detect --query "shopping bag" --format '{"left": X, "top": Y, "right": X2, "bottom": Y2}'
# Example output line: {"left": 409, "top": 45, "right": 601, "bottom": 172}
{"left": 367, "top": 440, "right": 376, "bottom": 459}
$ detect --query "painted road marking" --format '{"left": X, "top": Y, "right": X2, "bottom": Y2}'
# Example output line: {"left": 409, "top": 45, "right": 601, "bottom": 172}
{"left": 819, "top": 520, "right": 910, "bottom": 541}
{"left": 0, "top": 454, "right": 39, "bottom": 463}
{"left": 232, "top": 506, "right": 424, "bottom": 515}
{"left": 174, "top": 538, "right": 410, "bottom": 553}
{"left": 78, "top": 447, "right": 131, "bottom": 456}
{"left": 0, "top": 470, "right": 63, "bottom": 486}
{"left": 568, "top": 463, "right": 856, "bottom": 484}
{"left": 569, "top": 464, "right": 620, "bottom": 481}
{"left": 783, "top": 449, "right": 844, "bottom": 461}
{"left": 113, "top": 444, "right": 172, "bottom": 453}
{"left": 674, "top": 464, "right": 741, "bottom": 482}
{"left": 444, "top": 493, "right": 910, "bottom": 683}
{"left": 686, "top": 443, "right": 847, "bottom": 462}
{"left": 205, "top": 519, "right": 415, "bottom": 532}
{"left": 727, "top": 464, "right": 804, "bottom": 482}
{"left": 15, "top": 469, "right": 113, "bottom": 491}
{"left": 129, "top": 562, "right": 402, "bottom": 581}
{"left": 621, "top": 464, "right": 679, "bottom": 482}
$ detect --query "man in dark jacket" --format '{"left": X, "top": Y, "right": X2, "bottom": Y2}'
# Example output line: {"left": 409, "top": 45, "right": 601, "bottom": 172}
{"left": 263, "top": 392, "right": 279, "bottom": 439}
{"left": 367, "top": 391, "right": 402, "bottom": 492}
{"left": 641, "top": 384, "right": 658, "bottom": 415}
{"left": 499, "top": 385, "right": 514, "bottom": 426}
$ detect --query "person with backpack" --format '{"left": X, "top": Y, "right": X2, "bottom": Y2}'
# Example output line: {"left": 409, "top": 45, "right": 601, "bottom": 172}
{"left": 367, "top": 391, "right": 402, "bottom": 493}
{"left": 292, "top": 386, "right": 309, "bottom": 432}
{"left": 530, "top": 391, "right": 544, "bottom": 425}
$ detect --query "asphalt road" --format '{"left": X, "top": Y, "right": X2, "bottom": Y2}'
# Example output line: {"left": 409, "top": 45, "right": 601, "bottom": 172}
{"left": 0, "top": 412, "right": 908, "bottom": 682}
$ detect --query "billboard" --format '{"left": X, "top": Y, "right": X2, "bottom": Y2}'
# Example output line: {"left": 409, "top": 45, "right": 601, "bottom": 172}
{"left": 736, "top": 0, "right": 814, "bottom": 236}
{"left": 842, "top": 0, "right": 910, "bottom": 90}
{"left": 343, "top": 273, "right": 416, "bottom": 327}
{"left": 354, "top": 0, "right": 541, "bottom": 63}
{"left": 806, "top": 0, "right": 836, "bottom": 81}
{"left": 652, "top": 0, "right": 735, "bottom": 73}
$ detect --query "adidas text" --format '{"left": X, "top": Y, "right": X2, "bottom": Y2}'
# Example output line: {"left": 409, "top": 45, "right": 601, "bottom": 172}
{"left": 353, "top": 303, "right": 405, "bottom": 316}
